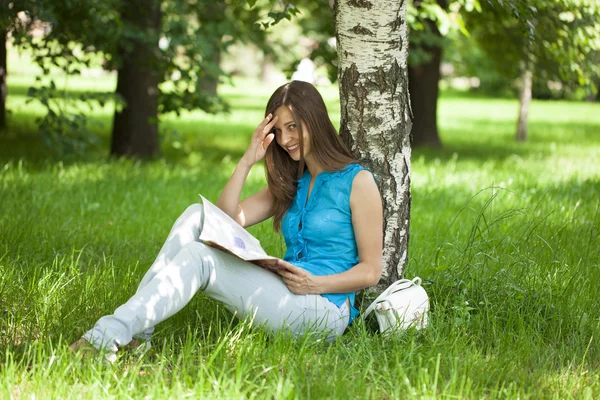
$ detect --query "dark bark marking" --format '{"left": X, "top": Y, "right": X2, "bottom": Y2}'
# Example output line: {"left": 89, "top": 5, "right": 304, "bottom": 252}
{"left": 350, "top": 24, "right": 374, "bottom": 36}
{"left": 340, "top": 64, "right": 359, "bottom": 142}
{"left": 399, "top": 30, "right": 404, "bottom": 52}
{"left": 404, "top": 72, "right": 414, "bottom": 125}
{"left": 353, "top": 82, "right": 369, "bottom": 154}
{"left": 388, "top": 59, "right": 401, "bottom": 99}
{"left": 403, "top": 74, "right": 413, "bottom": 131}
{"left": 342, "top": 63, "right": 360, "bottom": 88}
{"left": 340, "top": 64, "right": 360, "bottom": 152}
{"left": 389, "top": 11, "right": 404, "bottom": 32}
{"left": 348, "top": 0, "right": 373, "bottom": 9}
{"left": 384, "top": 156, "right": 398, "bottom": 211}
{"left": 397, "top": 154, "right": 412, "bottom": 278}
{"left": 390, "top": 153, "right": 411, "bottom": 282}
{"left": 376, "top": 66, "right": 387, "bottom": 94}
{"left": 370, "top": 114, "right": 385, "bottom": 131}
{"left": 340, "top": 111, "right": 355, "bottom": 153}
{"left": 340, "top": 63, "right": 374, "bottom": 159}
{"left": 382, "top": 155, "right": 400, "bottom": 284}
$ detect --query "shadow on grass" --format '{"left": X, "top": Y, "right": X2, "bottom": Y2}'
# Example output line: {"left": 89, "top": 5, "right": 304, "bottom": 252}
{"left": 2, "top": 99, "right": 599, "bottom": 168}
{"left": 408, "top": 176, "right": 600, "bottom": 283}
{"left": 413, "top": 120, "right": 600, "bottom": 164}
{"left": 7, "top": 81, "right": 115, "bottom": 98}
{"left": 0, "top": 118, "right": 248, "bottom": 170}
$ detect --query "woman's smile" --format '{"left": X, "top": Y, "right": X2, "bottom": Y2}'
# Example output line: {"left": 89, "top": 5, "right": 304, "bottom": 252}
{"left": 286, "top": 144, "right": 300, "bottom": 154}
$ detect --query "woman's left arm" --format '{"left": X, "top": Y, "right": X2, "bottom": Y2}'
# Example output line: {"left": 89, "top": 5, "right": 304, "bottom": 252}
{"left": 278, "top": 170, "right": 383, "bottom": 295}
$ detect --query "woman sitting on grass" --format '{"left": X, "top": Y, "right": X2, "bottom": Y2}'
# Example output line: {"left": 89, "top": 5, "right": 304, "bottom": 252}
{"left": 69, "top": 81, "right": 383, "bottom": 361}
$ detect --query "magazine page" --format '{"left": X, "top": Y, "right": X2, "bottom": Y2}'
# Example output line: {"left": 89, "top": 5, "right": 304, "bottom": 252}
{"left": 198, "top": 195, "right": 284, "bottom": 272}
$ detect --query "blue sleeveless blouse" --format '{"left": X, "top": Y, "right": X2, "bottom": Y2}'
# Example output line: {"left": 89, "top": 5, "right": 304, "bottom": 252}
{"left": 282, "top": 163, "right": 367, "bottom": 323}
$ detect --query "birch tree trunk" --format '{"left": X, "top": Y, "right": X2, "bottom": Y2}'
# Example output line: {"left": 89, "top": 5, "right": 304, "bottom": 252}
{"left": 334, "top": 0, "right": 412, "bottom": 291}
{"left": 516, "top": 59, "right": 533, "bottom": 142}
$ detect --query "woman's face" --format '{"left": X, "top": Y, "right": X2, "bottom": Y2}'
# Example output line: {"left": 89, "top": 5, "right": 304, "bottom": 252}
{"left": 272, "top": 105, "right": 311, "bottom": 161}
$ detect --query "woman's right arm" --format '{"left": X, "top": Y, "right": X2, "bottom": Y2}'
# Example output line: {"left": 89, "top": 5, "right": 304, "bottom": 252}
{"left": 216, "top": 114, "right": 278, "bottom": 228}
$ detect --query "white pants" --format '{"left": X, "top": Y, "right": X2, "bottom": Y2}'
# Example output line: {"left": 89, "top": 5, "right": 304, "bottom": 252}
{"left": 83, "top": 204, "right": 350, "bottom": 353}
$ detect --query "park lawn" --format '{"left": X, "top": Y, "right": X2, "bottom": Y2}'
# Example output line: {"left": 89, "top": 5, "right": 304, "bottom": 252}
{"left": 1, "top": 72, "right": 599, "bottom": 399}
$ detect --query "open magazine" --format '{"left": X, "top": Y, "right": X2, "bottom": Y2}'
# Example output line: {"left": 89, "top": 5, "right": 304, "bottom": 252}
{"left": 198, "top": 195, "right": 287, "bottom": 273}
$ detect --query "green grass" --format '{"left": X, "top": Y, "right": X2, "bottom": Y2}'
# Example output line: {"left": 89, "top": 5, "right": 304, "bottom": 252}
{"left": 1, "top": 50, "right": 600, "bottom": 398}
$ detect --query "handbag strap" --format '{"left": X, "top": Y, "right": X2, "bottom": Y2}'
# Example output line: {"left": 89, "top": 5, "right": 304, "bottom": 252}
{"left": 363, "top": 277, "right": 422, "bottom": 318}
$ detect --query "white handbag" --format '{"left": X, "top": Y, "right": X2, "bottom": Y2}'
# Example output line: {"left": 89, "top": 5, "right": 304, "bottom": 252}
{"left": 363, "top": 277, "right": 429, "bottom": 334}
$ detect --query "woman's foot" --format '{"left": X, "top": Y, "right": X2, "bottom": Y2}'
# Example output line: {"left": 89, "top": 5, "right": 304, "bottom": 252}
{"left": 123, "top": 338, "right": 152, "bottom": 352}
{"left": 68, "top": 338, "right": 97, "bottom": 355}
{"left": 68, "top": 338, "right": 117, "bottom": 364}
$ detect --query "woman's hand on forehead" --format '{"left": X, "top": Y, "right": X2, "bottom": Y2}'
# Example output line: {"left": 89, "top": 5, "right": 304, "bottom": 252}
{"left": 240, "top": 114, "right": 278, "bottom": 166}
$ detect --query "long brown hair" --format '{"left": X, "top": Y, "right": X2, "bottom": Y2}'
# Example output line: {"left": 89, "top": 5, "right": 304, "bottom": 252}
{"left": 264, "top": 81, "right": 357, "bottom": 232}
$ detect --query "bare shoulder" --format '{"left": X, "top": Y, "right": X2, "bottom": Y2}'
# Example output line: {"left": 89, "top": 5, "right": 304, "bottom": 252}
{"left": 350, "top": 169, "right": 380, "bottom": 206}
{"left": 350, "top": 168, "right": 383, "bottom": 273}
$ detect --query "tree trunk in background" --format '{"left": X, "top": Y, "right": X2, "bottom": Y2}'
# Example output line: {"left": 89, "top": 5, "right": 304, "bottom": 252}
{"left": 198, "top": 50, "right": 221, "bottom": 97}
{"left": 335, "top": 0, "right": 412, "bottom": 291}
{"left": 408, "top": 46, "right": 442, "bottom": 147}
{"left": 260, "top": 54, "right": 278, "bottom": 85}
{"left": 0, "top": 30, "right": 7, "bottom": 130}
{"left": 587, "top": 75, "right": 600, "bottom": 102}
{"left": 110, "top": 0, "right": 161, "bottom": 158}
{"left": 198, "top": 1, "right": 226, "bottom": 97}
{"left": 516, "top": 60, "right": 533, "bottom": 142}
{"left": 408, "top": 0, "right": 446, "bottom": 148}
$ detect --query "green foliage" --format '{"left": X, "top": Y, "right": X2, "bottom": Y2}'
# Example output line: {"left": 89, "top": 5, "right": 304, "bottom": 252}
{"left": 158, "top": 1, "right": 270, "bottom": 115}
{"left": 444, "top": 31, "right": 517, "bottom": 97}
{"left": 254, "top": 2, "right": 301, "bottom": 29}
{"left": 408, "top": 0, "right": 481, "bottom": 66}
{"left": 282, "top": 0, "right": 336, "bottom": 82}
{"left": 465, "top": 0, "right": 600, "bottom": 95}
{"left": 272, "top": 0, "right": 483, "bottom": 80}
{"left": 25, "top": 80, "right": 119, "bottom": 155}
{"left": 3, "top": 1, "right": 124, "bottom": 153}
{"left": 5, "top": 0, "right": 280, "bottom": 154}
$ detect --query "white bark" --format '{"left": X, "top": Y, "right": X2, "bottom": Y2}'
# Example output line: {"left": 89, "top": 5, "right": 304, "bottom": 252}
{"left": 335, "top": 0, "right": 412, "bottom": 289}
{"left": 516, "top": 60, "right": 533, "bottom": 142}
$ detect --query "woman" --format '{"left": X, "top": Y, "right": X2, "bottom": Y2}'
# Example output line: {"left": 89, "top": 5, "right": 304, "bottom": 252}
{"left": 70, "top": 81, "right": 383, "bottom": 360}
